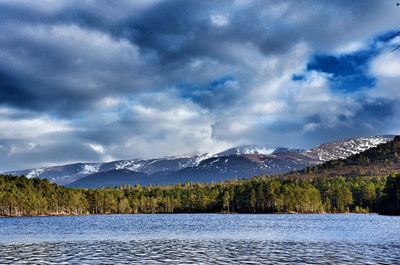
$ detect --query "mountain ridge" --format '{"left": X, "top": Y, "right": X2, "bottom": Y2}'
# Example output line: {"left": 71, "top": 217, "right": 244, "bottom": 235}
{"left": 4, "top": 135, "right": 395, "bottom": 187}
{"left": 293, "top": 135, "right": 400, "bottom": 178}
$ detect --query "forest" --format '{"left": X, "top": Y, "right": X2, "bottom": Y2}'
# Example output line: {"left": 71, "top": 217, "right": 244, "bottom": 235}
{"left": 0, "top": 173, "right": 399, "bottom": 217}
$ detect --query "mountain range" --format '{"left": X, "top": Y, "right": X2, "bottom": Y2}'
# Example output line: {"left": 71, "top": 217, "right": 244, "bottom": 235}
{"left": 4, "top": 135, "right": 394, "bottom": 188}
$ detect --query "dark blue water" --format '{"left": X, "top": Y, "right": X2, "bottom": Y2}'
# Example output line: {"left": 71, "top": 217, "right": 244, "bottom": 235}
{"left": 0, "top": 214, "right": 399, "bottom": 264}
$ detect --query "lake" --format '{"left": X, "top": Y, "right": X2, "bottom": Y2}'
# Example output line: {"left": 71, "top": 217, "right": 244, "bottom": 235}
{"left": 0, "top": 214, "right": 399, "bottom": 264}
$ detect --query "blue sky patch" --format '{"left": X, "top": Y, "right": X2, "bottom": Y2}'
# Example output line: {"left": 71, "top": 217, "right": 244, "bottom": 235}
{"left": 305, "top": 48, "right": 378, "bottom": 92}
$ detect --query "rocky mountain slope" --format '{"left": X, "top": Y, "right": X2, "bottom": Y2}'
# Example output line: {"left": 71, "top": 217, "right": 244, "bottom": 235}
{"left": 303, "top": 136, "right": 392, "bottom": 161}
{"left": 293, "top": 135, "right": 400, "bottom": 178}
{"left": 4, "top": 135, "right": 394, "bottom": 187}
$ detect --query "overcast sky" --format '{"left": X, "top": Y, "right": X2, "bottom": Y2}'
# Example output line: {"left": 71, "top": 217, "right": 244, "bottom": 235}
{"left": 0, "top": 0, "right": 399, "bottom": 171}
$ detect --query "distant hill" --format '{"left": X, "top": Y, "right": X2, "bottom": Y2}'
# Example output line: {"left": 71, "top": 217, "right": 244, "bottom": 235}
{"left": 68, "top": 136, "right": 394, "bottom": 188}
{"left": 67, "top": 170, "right": 149, "bottom": 188}
{"left": 4, "top": 135, "right": 394, "bottom": 188}
{"left": 293, "top": 136, "right": 400, "bottom": 178}
{"left": 68, "top": 152, "right": 315, "bottom": 188}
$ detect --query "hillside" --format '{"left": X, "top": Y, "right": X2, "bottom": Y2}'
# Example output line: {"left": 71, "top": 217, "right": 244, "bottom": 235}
{"left": 68, "top": 152, "right": 316, "bottom": 188}
{"left": 69, "top": 135, "right": 395, "bottom": 188}
{"left": 292, "top": 136, "right": 400, "bottom": 178}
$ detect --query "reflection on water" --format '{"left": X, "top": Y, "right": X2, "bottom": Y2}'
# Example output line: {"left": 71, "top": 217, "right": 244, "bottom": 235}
{"left": 1, "top": 240, "right": 399, "bottom": 264}
{"left": 1, "top": 214, "right": 400, "bottom": 264}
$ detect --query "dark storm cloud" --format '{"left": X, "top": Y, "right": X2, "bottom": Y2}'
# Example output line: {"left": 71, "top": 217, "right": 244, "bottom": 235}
{"left": 0, "top": 70, "right": 35, "bottom": 108}
{"left": 211, "top": 98, "right": 398, "bottom": 150}
{"left": 0, "top": 0, "right": 396, "bottom": 115}
{"left": 0, "top": 0, "right": 399, "bottom": 171}
{"left": 302, "top": 98, "right": 398, "bottom": 145}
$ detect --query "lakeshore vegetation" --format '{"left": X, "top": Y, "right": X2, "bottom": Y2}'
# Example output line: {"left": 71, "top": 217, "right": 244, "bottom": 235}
{"left": 0, "top": 173, "right": 399, "bottom": 217}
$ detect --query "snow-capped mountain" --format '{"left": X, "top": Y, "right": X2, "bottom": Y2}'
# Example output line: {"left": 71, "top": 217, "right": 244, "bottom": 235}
{"left": 5, "top": 163, "right": 104, "bottom": 186}
{"left": 304, "top": 135, "right": 393, "bottom": 161}
{"left": 4, "top": 135, "right": 395, "bottom": 187}
{"left": 103, "top": 153, "right": 213, "bottom": 174}
{"left": 4, "top": 154, "right": 213, "bottom": 186}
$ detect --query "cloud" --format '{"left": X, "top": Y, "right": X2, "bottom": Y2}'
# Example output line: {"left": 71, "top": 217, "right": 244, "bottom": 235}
{"left": 0, "top": 107, "right": 71, "bottom": 138}
{"left": 0, "top": 22, "right": 156, "bottom": 115}
{"left": 35, "top": 89, "right": 232, "bottom": 168}
{"left": 210, "top": 14, "right": 230, "bottom": 27}
{"left": 370, "top": 51, "right": 400, "bottom": 78}
{"left": 0, "top": 106, "right": 104, "bottom": 170}
{"left": 0, "top": 0, "right": 399, "bottom": 171}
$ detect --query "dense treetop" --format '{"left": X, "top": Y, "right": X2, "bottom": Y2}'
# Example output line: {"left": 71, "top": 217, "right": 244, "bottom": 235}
{"left": 1, "top": 174, "right": 398, "bottom": 216}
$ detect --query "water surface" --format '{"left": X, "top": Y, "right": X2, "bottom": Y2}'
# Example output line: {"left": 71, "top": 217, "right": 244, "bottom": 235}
{"left": 0, "top": 214, "right": 399, "bottom": 264}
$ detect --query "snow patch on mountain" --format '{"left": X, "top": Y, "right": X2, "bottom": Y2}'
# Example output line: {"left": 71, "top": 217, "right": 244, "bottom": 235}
{"left": 217, "top": 145, "right": 274, "bottom": 156}
{"left": 26, "top": 168, "right": 45, "bottom": 179}
{"left": 304, "top": 135, "right": 393, "bottom": 161}
{"left": 193, "top": 153, "right": 214, "bottom": 166}
{"left": 115, "top": 160, "right": 143, "bottom": 171}
{"left": 80, "top": 164, "right": 101, "bottom": 175}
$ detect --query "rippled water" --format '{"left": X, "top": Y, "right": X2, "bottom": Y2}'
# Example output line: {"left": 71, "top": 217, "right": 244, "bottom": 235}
{"left": 1, "top": 214, "right": 399, "bottom": 264}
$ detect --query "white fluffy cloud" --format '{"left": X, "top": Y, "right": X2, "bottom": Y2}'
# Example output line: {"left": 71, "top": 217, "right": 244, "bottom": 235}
{"left": 368, "top": 48, "right": 400, "bottom": 102}
{"left": 210, "top": 14, "right": 229, "bottom": 27}
{"left": 106, "top": 90, "right": 232, "bottom": 159}
{"left": 370, "top": 51, "right": 400, "bottom": 78}
{"left": 0, "top": 107, "right": 71, "bottom": 139}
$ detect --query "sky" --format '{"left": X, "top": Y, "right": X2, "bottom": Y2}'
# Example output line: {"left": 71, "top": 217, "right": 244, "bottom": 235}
{"left": 0, "top": 0, "right": 400, "bottom": 171}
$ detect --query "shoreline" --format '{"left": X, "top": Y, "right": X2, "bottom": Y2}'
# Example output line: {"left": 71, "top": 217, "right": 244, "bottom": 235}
{"left": 0, "top": 211, "right": 380, "bottom": 218}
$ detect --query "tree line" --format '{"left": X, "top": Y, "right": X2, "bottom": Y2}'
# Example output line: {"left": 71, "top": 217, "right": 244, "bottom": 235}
{"left": 1, "top": 174, "right": 399, "bottom": 216}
